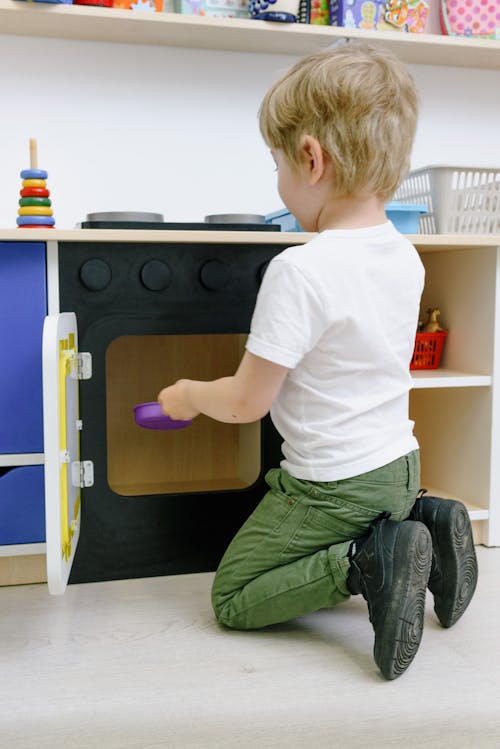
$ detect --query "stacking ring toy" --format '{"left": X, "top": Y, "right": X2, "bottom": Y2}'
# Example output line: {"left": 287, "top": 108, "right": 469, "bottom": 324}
{"left": 20, "top": 187, "right": 50, "bottom": 198}
{"left": 17, "top": 139, "right": 56, "bottom": 229}
{"left": 18, "top": 206, "right": 53, "bottom": 216}
{"left": 19, "top": 197, "right": 51, "bottom": 207}
{"left": 20, "top": 168, "right": 48, "bottom": 180}
{"left": 17, "top": 215, "right": 55, "bottom": 226}
{"left": 22, "top": 178, "right": 47, "bottom": 188}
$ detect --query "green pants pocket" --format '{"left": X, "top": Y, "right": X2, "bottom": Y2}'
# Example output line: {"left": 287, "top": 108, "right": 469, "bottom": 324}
{"left": 279, "top": 504, "right": 379, "bottom": 563}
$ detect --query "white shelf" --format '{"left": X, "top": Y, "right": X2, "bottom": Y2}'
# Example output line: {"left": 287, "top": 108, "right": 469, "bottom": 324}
{"left": 421, "top": 487, "right": 489, "bottom": 520}
{"left": 0, "top": 453, "right": 44, "bottom": 467}
{"left": 466, "top": 505, "right": 489, "bottom": 521}
{"left": 411, "top": 369, "right": 491, "bottom": 389}
{"left": 0, "top": 1, "right": 500, "bottom": 69}
{"left": 0, "top": 542, "right": 46, "bottom": 557}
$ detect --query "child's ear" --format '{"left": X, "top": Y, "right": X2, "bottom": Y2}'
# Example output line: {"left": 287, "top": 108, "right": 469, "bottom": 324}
{"left": 299, "top": 135, "right": 329, "bottom": 185}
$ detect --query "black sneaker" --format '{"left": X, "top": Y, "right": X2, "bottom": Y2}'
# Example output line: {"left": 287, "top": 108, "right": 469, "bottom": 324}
{"left": 347, "top": 516, "right": 432, "bottom": 680}
{"left": 409, "top": 493, "right": 478, "bottom": 628}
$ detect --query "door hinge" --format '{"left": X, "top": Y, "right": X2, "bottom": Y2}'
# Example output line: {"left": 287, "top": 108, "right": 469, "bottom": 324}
{"left": 77, "top": 352, "right": 92, "bottom": 380}
{"left": 71, "top": 460, "right": 94, "bottom": 488}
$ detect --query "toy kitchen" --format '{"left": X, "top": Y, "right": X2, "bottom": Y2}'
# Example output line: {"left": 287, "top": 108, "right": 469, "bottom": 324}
{"left": 0, "top": 173, "right": 471, "bottom": 596}
{"left": 0, "top": 211, "right": 302, "bottom": 594}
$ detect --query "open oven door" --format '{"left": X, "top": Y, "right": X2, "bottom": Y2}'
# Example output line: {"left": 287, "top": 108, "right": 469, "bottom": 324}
{"left": 42, "top": 312, "right": 91, "bottom": 594}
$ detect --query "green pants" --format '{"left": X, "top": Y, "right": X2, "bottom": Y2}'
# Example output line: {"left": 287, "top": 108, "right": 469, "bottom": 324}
{"left": 211, "top": 451, "right": 420, "bottom": 630}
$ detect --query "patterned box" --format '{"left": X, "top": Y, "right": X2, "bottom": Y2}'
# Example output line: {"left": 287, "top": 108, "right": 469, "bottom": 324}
{"left": 329, "top": 0, "right": 429, "bottom": 32}
{"left": 440, "top": 0, "right": 500, "bottom": 38}
{"left": 175, "top": 0, "right": 249, "bottom": 16}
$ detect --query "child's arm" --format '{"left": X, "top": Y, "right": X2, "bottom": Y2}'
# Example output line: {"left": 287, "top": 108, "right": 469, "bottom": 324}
{"left": 157, "top": 351, "right": 289, "bottom": 424}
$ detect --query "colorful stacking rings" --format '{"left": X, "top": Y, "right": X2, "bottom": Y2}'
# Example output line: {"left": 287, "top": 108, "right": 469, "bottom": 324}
{"left": 18, "top": 167, "right": 55, "bottom": 228}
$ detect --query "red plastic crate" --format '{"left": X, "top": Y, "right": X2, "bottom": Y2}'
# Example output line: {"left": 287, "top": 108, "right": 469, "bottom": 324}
{"left": 410, "top": 331, "right": 448, "bottom": 370}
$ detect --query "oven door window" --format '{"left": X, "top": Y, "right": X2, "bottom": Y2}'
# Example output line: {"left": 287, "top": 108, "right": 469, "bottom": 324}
{"left": 106, "top": 334, "right": 261, "bottom": 496}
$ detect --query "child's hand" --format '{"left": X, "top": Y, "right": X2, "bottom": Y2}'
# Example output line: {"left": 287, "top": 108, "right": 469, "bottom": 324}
{"left": 157, "top": 380, "right": 200, "bottom": 422}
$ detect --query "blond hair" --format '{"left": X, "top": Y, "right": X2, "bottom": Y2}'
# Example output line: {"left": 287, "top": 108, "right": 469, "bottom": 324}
{"left": 259, "top": 42, "right": 419, "bottom": 201}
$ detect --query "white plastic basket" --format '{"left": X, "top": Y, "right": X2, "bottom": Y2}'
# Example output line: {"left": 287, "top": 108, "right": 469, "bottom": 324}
{"left": 395, "top": 166, "right": 500, "bottom": 234}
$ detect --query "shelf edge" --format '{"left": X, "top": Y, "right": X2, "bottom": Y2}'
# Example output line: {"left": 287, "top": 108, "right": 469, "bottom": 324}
{"left": 0, "top": 543, "right": 47, "bottom": 557}
{"left": 411, "top": 372, "right": 492, "bottom": 388}
{"left": 0, "top": 453, "right": 45, "bottom": 466}
{"left": 0, "top": 2, "right": 500, "bottom": 69}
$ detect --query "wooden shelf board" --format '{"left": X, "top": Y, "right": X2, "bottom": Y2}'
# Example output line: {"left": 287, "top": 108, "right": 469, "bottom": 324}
{"left": 0, "top": 553, "right": 46, "bottom": 585}
{"left": 411, "top": 369, "right": 492, "bottom": 388}
{"left": 420, "top": 487, "right": 489, "bottom": 519}
{"left": 0, "top": 228, "right": 304, "bottom": 244}
{"left": 412, "top": 235, "right": 500, "bottom": 252}
{"left": 1, "top": 228, "right": 500, "bottom": 248}
{"left": 1, "top": 1, "right": 500, "bottom": 69}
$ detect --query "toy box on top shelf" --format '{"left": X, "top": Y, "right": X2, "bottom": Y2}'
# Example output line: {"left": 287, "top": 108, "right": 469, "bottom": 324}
{"left": 298, "top": 0, "right": 430, "bottom": 31}
{"left": 175, "top": 0, "right": 249, "bottom": 16}
{"left": 395, "top": 166, "right": 500, "bottom": 234}
{"left": 15, "top": 0, "right": 72, "bottom": 4}
{"left": 265, "top": 202, "right": 427, "bottom": 233}
{"left": 112, "top": 0, "right": 162, "bottom": 9}
{"left": 440, "top": 0, "right": 500, "bottom": 39}
{"left": 73, "top": 0, "right": 113, "bottom": 6}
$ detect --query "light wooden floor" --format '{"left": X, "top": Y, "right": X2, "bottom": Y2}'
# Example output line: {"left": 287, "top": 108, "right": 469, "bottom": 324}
{"left": 1, "top": 546, "right": 499, "bottom": 749}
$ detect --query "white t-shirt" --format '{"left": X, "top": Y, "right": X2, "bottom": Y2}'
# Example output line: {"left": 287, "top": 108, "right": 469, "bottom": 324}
{"left": 246, "top": 222, "right": 425, "bottom": 481}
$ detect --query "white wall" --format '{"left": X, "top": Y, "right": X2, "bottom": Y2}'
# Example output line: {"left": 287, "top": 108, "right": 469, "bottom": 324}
{"left": 0, "top": 32, "right": 499, "bottom": 229}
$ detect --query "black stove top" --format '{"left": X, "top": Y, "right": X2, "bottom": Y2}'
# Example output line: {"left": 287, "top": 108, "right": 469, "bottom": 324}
{"left": 80, "top": 221, "right": 280, "bottom": 231}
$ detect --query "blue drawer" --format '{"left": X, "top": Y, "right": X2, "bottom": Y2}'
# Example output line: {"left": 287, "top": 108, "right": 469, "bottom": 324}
{"left": 0, "top": 242, "right": 47, "bottom": 453}
{"left": 0, "top": 466, "right": 45, "bottom": 545}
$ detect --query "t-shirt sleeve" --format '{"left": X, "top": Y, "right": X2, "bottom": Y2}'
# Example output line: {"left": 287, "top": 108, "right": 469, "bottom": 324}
{"left": 246, "top": 257, "right": 327, "bottom": 369}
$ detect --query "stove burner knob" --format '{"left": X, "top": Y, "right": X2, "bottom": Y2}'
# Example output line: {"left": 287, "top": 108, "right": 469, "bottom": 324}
{"left": 79, "top": 259, "right": 112, "bottom": 291}
{"left": 200, "top": 259, "right": 231, "bottom": 290}
{"left": 140, "top": 260, "right": 172, "bottom": 291}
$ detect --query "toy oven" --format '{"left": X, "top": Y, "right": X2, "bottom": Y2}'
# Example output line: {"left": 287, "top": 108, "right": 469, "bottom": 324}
{"left": 44, "top": 239, "right": 287, "bottom": 593}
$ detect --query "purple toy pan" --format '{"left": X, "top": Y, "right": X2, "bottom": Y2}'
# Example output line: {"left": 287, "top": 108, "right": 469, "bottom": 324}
{"left": 133, "top": 402, "right": 192, "bottom": 431}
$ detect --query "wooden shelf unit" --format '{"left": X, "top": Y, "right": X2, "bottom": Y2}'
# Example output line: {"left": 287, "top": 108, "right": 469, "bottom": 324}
{"left": 1, "top": 233, "right": 499, "bottom": 581}
{"left": 0, "top": 0, "right": 499, "bottom": 69}
{"left": 0, "top": 229, "right": 500, "bottom": 553}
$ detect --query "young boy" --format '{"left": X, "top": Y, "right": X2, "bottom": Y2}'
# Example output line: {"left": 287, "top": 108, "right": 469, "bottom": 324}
{"left": 158, "top": 42, "right": 478, "bottom": 680}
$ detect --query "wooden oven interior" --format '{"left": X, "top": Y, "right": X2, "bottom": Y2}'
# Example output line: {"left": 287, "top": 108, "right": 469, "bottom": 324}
{"left": 106, "top": 333, "right": 261, "bottom": 496}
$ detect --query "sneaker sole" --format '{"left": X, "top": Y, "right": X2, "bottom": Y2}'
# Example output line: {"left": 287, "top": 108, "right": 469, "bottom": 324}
{"left": 425, "top": 499, "right": 478, "bottom": 628}
{"left": 374, "top": 522, "right": 432, "bottom": 680}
